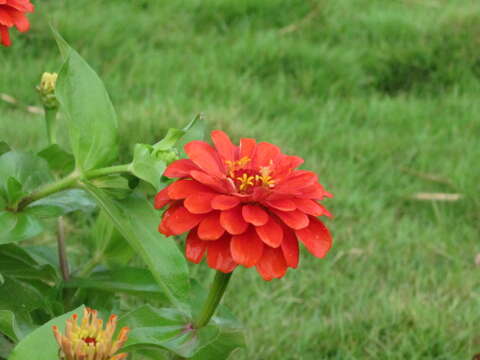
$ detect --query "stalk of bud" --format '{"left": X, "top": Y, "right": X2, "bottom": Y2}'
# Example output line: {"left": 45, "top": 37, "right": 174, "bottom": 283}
{"left": 37, "top": 72, "right": 59, "bottom": 144}
{"left": 52, "top": 308, "right": 130, "bottom": 360}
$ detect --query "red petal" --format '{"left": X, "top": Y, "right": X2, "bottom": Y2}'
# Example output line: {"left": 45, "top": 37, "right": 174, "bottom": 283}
{"left": 164, "top": 206, "right": 204, "bottom": 235}
{"left": 0, "top": 9, "right": 14, "bottom": 26}
{"left": 197, "top": 212, "right": 225, "bottom": 240}
{"left": 273, "top": 155, "right": 304, "bottom": 180}
{"left": 242, "top": 204, "right": 268, "bottom": 226}
{"left": 158, "top": 204, "right": 180, "bottom": 236}
{"left": 185, "top": 140, "right": 224, "bottom": 177}
{"left": 190, "top": 170, "right": 227, "bottom": 193}
{"left": 265, "top": 199, "right": 296, "bottom": 211}
{"left": 253, "top": 142, "right": 281, "bottom": 168}
{"left": 275, "top": 171, "right": 317, "bottom": 193}
{"left": 207, "top": 236, "right": 237, "bottom": 273}
{"left": 211, "top": 130, "right": 237, "bottom": 161}
{"left": 154, "top": 186, "right": 170, "bottom": 209}
{"left": 184, "top": 192, "right": 215, "bottom": 214}
{"left": 281, "top": 229, "right": 299, "bottom": 268}
{"left": 230, "top": 227, "right": 264, "bottom": 267}
{"left": 211, "top": 194, "right": 240, "bottom": 210}
{"left": 185, "top": 230, "right": 207, "bottom": 264}
{"left": 272, "top": 209, "right": 309, "bottom": 230}
{"left": 168, "top": 179, "right": 210, "bottom": 200}
{"left": 294, "top": 198, "right": 331, "bottom": 217}
{"left": 10, "top": 9, "right": 28, "bottom": 32}
{"left": 6, "top": 0, "right": 34, "bottom": 12}
{"left": 158, "top": 218, "right": 173, "bottom": 237}
{"left": 295, "top": 217, "right": 332, "bottom": 258}
{"left": 239, "top": 138, "right": 256, "bottom": 160}
{"left": 164, "top": 159, "right": 199, "bottom": 178}
{"left": 256, "top": 247, "right": 287, "bottom": 281}
{"left": 0, "top": 26, "right": 10, "bottom": 47}
{"left": 219, "top": 206, "right": 249, "bottom": 235}
{"left": 255, "top": 216, "right": 283, "bottom": 248}
{"left": 298, "top": 182, "right": 332, "bottom": 200}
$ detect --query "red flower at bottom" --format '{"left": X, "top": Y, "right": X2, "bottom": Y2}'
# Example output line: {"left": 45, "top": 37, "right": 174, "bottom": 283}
{"left": 155, "top": 130, "right": 333, "bottom": 280}
{"left": 0, "top": 0, "right": 34, "bottom": 47}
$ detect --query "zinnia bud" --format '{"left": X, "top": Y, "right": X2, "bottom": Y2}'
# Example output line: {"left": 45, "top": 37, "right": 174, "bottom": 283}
{"left": 37, "top": 72, "right": 59, "bottom": 110}
{"left": 52, "top": 308, "right": 130, "bottom": 360}
{"left": 0, "top": 0, "right": 34, "bottom": 47}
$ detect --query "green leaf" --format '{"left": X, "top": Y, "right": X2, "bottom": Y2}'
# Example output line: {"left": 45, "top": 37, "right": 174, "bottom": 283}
{"left": 26, "top": 189, "right": 96, "bottom": 218}
{"left": 0, "top": 310, "right": 22, "bottom": 342}
{"left": 88, "top": 210, "right": 134, "bottom": 267}
{"left": 0, "top": 332, "right": 14, "bottom": 358}
{"left": 130, "top": 348, "right": 169, "bottom": 360}
{"left": 65, "top": 268, "right": 168, "bottom": 302}
{"left": 0, "top": 151, "right": 53, "bottom": 194}
{"left": 8, "top": 306, "right": 85, "bottom": 360}
{"left": 37, "top": 144, "right": 75, "bottom": 174}
{"left": 0, "top": 141, "right": 10, "bottom": 156}
{"left": 90, "top": 175, "right": 132, "bottom": 199}
{"left": 0, "top": 244, "right": 57, "bottom": 282}
{"left": 53, "top": 29, "right": 119, "bottom": 171}
{"left": 0, "top": 190, "right": 6, "bottom": 209}
{"left": 82, "top": 184, "right": 192, "bottom": 313}
{"left": 177, "top": 114, "right": 206, "bottom": 157}
{"left": 130, "top": 116, "right": 204, "bottom": 190}
{"left": 0, "top": 277, "right": 49, "bottom": 313}
{"left": 154, "top": 128, "right": 187, "bottom": 151}
{"left": 191, "top": 317, "right": 245, "bottom": 360}
{"left": 130, "top": 144, "right": 168, "bottom": 191}
{"left": 190, "top": 281, "right": 245, "bottom": 360}
{"left": 5, "top": 178, "right": 26, "bottom": 205}
{"left": 0, "top": 211, "right": 43, "bottom": 245}
{"left": 0, "top": 276, "right": 49, "bottom": 337}
{"left": 119, "top": 305, "right": 219, "bottom": 358}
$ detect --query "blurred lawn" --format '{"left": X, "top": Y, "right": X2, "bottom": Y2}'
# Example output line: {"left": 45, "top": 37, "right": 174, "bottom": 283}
{"left": 1, "top": 0, "right": 480, "bottom": 359}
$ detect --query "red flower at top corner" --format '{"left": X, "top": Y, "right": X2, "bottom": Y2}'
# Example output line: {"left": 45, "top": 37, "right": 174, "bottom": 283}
{"left": 155, "top": 130, "right": 333, "bottom": 281}
{"left": 0, "top": 0, "right": 34, "bottom": 47}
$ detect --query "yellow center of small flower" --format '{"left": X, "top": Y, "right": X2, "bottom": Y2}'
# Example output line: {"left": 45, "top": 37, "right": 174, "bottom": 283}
{"left": 226, "top": 157, "right": 275, "bottom": 193}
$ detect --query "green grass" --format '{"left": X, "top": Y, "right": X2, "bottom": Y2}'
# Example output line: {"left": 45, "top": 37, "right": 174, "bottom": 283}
{"left": 1, "top": 0, "right": 480, "bottom": 358}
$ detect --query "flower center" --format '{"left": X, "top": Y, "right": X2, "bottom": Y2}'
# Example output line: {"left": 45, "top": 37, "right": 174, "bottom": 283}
{"left": 83, "top": 337, "right": 97, "bottom": 345}
{"left": 225, "top": 157, "right": 275, "bottom": 193}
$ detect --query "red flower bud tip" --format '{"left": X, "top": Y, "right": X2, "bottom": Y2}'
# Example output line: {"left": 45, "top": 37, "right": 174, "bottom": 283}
{"left": 0, "top": 0, "right": 34, "bottom": 47}
{"left": 155, "top": 130, "right": 333, "bottom": 280}
{"left": 52, "top": 308, "right": 130, "bottom": 360}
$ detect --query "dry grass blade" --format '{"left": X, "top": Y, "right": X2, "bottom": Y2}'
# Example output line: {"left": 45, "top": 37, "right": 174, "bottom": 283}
{"left": 412, "top": 192, "right": 462, "bottom": 201}
{"left": 401, "top": 167, "right": 454, "bottom": 187}
{"left": 279, "top": 1, "right": 323, "bottom": 35}
{"left": 1, "top": 92, "right": 43, "bottom": 115}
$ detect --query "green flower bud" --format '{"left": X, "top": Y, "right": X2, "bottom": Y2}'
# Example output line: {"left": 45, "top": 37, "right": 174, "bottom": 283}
{"left": 37, "top": 72, "right": 59, "bottom": 110}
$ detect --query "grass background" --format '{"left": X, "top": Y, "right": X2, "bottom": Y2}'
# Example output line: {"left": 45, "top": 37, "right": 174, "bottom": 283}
{"left": 1, "top": 0, "right": 480, "bottom": 358}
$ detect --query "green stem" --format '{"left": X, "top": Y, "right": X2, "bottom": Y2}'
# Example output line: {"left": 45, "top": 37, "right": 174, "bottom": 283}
{"left": 194, "top": 271, "right": 233, "bottom": 328}
{"left": 16, "top": 164, "right": 131, "bottom": 211}
{"left": 44, "top": 107, "right": 58, "bottom": 145}
{"left": 17, "top": 172, "right": 79, "bottom": 210}
{"left": 78, "top": 253, "right": 103, "bottom": 278}
{"left": 84, "top": 164, "right": 131, "bottom": 178}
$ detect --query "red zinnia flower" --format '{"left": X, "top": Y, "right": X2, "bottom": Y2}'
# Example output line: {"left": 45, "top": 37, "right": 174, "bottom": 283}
{"left": 0, "top": 0, "right": 34, "bottom": 47}
{"left": 155, "top": 130, "right": 333, "bottom": 280}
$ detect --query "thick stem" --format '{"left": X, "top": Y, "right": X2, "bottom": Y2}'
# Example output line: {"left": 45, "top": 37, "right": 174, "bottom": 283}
{"left": 44, "top": 107, "right": 58, "bottom": 145}
{"left": 16, "top": 164, "right": 131, "bottom": 211}
{"left": 57, "top": 217, "right": 70, "bottom": 281}
{"left": 84, "top": 164, "right": 131, "bottom": 178}
{"left": 17, "top": 172, "right": 79, "bottom": 210}
{"left": 194, "top": 271, "right": 233, "bottom": 328}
